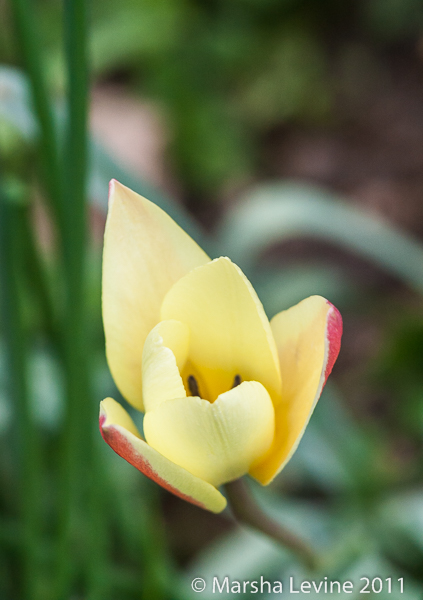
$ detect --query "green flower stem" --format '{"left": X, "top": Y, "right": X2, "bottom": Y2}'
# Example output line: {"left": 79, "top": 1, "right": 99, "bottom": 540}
{"left": 225, "top": 479, "right": 317, "bottom": 571}
{"left": 55, "top": 0, "right": 88, "bottom": 594}
{"left": 55, "top": 0, "right": 108, "bottom": 597}
{"left": 9, "top": 0, "right": 63, "bottom": 224}
{"left": 0, "top": 186, "right": 42, "bottom": 600}
{"left": 8, "top": 0, "right": 92, "bottom": 592}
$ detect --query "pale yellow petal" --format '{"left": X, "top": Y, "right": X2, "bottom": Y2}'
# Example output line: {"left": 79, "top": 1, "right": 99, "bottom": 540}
{"left": 143, "top": 381, "right": 275, "bottom": 487}
{"left": 250, "top": 296, "right": 342, "bottom": 484}
{"left": 102, "top": 181, "right": 210, "bottom": 411}
{"left": 100, "top": 398, "right": 226, "bottom": 513}
{"left": 160, "top": 257, "right": 282, "bottom": 405}
{"left": 142, "top": 320, "right": 189, "bottom": 413}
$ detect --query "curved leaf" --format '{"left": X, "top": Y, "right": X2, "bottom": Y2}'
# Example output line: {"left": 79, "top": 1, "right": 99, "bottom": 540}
{"left": 217, "top": 182, "right": 423, "bottom": 294}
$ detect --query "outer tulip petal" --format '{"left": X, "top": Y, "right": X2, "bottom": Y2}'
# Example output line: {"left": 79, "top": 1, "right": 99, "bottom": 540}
{"left": 143, "top": 381, "right": 275, "bottom": 487}
{"left": 99, "top": 398, "right": 227, "bottom": 513}
{"left": 160, "top": 257, "right": 282, "bottom": 405}
{"left": 142, "top": 320, "right": 189, "bottom": 413}
{"left": 250, "top": 296, "right": 342, "bottom": 485}
{"left": 102, "top": 181, "right": 210, "bottom": 411}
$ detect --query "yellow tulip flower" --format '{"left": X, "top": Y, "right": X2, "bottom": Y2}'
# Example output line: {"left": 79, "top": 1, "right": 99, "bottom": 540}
{"left": 99, "top": 180, "right": 342, "bottom": 513}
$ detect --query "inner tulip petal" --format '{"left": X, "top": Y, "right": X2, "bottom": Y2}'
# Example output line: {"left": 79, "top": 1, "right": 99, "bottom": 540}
{"left": 143, "top": 381, "right": 275, "bottom": 487}
{"left": 160, "top": 257, "right": 282, "bottom": 405}
{"left": 142, "top": 320, "right": 189, "bottom": 413}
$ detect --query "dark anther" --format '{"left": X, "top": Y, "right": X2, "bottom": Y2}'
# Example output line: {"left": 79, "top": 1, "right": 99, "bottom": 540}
{"left": 232, "top": 374, "right": 242, "bottom": 388}
{"left": 188, "top": 375, "right": 200, "bottom": 397}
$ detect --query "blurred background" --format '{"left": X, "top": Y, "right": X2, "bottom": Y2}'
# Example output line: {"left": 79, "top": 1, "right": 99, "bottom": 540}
{"left": 2, "top": 0, "right": 423, "bottom": 598}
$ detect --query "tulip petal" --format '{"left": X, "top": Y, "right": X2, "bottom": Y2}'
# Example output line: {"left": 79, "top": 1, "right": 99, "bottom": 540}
{"left": 100, "top": 398, "right": 227, "bottom": 513}
{"left": 250, "top": 296, "right": 342, "bottom": 485}
{"left": 142, "top": 320, "right": 189, "bottom": 413}
{"left": 160, "top": 257, "right": 282, "bottom": 405}
{"left": 143, "top": 381, "right": 275, "bottom": 487}
{"left": 103, "top": 181, "right": 210, "bottom": 411}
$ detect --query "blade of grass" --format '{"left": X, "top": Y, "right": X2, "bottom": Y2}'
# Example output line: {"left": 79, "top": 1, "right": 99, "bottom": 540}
{"left": 108, "top": 476, "right": 171, "bottom": 600}
{"left": 9, "top": 0, "right": 63, "bottom": 224}
{"left": 0, "top": 181, "right": 42, "bottom": 600}
{"left": 56, "top": 0, "right": 108, "bottom": 597}
{"left": 84, "top": 436, "right": 110, "bottom": 600}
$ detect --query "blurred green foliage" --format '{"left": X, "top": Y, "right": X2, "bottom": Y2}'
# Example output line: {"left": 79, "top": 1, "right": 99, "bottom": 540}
{"left": 3, "top": 0, "right": 423, "bottom": 195}
{"left": 2, "top": 0, "right": 423, "bottom": 598}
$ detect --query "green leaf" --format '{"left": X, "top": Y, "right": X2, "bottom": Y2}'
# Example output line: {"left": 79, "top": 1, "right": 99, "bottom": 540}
{"left": 254, "top": 264, "right": 357, "bottom": 318}
{"left": 376, "top": 489, "right": 423, "bottom": 560}
{"left": 296, "top": 383, "right": 380, "bottom": 495}
{"left": 342, "top": 553, "right": 421, "bottom": 600}
{"left": 217, "top": 182, "right": 423, "bottom": 294}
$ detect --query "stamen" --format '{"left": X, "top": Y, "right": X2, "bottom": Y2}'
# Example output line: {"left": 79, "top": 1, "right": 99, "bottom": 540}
{"left": 188, "top": 375, "right": 200, "bottom": 397}
{"left": 232, "top": 374, "right": 242, "bottom": 388}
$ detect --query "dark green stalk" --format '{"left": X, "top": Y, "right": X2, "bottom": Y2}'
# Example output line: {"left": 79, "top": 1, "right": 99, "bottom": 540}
{"left": 9, "top": 0, "right": 63, "bottom": 223}
{"left": 110, "top": 480, "right": 170, "bottom": 600}
{"left": 138, "top": 488, "right": 170, "bottom": 600}
{"left": 0, "top": 185, "right": 42, "bottom": 600}
{"left": 10, "top": 0, "right": 107, "bottom": 595}
{"left": 56, "top": 0, "right": 107, "bottom": 597}
{"left": 85, "top": 437, "right": 109, "bottom": 600}
{"left": 225, "top": 479, "right": 317, "bottom": 571}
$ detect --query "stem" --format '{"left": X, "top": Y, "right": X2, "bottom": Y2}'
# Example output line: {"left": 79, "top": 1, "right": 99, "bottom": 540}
{"left": 9, "top": 0, "right": 63, "bottom": 223}
{"left": 225, "top": 479, "right": 317, "bottom": 571}
{"left": 109, "top": 478, "right": 169, "bottom": 600}
{"left": 10, "top": 0, "right": 107, "bottom": 596}
{"left": 0, "top": 184, "right": 42, "bottom": 600}
{"left": 138, "top": 488, "right": 170, "bottom": 600}
{"left": 85, "top": 436, "right": 109, "bottom": 600}
{"left": 56, "top": 0, "right": 107, "bottom": 597}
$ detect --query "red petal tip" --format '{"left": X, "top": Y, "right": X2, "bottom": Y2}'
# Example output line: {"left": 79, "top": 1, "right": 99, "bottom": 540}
{"left": 324, "top": 301, "right": 343, "bottom": 384}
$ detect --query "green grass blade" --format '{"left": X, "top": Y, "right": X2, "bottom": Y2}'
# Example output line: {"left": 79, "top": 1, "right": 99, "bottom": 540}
{"left": 55, "top": 0, "right": 101, "bottom": 596}
{"left": 9, "top": 0, "right": 63, "bottom": 222}
{"left": 0, "top": 183, "right": 42, "bottom": 600}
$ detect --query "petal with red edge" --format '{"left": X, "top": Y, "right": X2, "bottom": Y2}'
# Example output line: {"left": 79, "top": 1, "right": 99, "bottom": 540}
{"left": 250, "top": 296, "right": 342, "bottom": 485}
{"left": 99, "top": 398, "right": 226, "bottom": 513}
